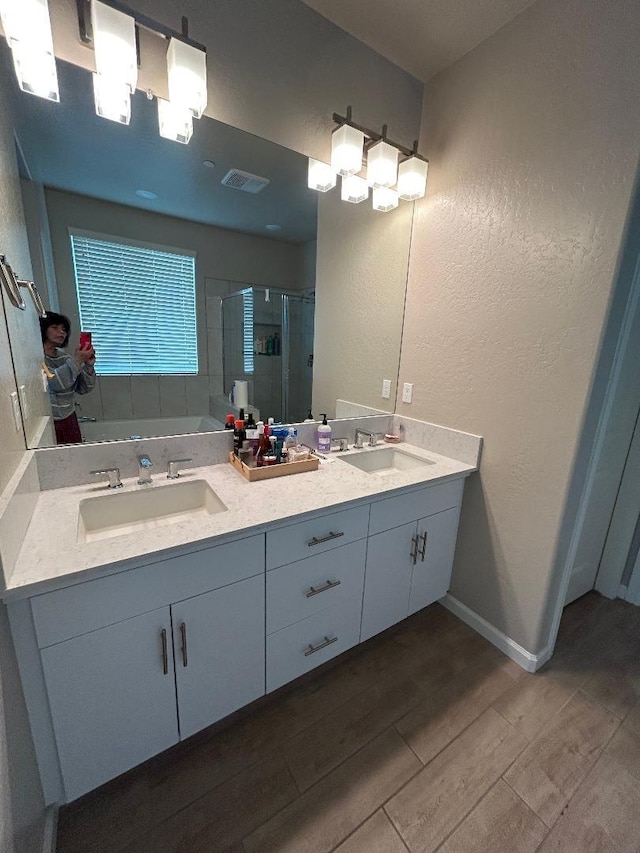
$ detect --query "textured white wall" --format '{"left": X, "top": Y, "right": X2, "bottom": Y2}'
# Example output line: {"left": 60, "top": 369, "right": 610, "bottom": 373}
{"left": 398, "top": 0, "right": 640, "bottom": 653}
{"left": 313, "top": 188, "right": 413, "bottom": 416}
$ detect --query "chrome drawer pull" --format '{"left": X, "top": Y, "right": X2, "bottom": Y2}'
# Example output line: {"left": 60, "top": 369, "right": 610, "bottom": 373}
{"left": 419, "top": 532, "right": 428, "bottom": 562}
{"left": 180, "top": 622, "right": 188, "bottom": 667}
{"left": 304, "top": 635, "right": 338, "bottom": 657}
{"left": 307, "top": 531, "right": 344, "bottom": 547}
{"left": 160, "top": 628, "right": 168, "bottom": 675}
{"left": 305, "top": 579, "right": 341, "bottom": 598}
{"left": 410, "top": 535, "right": 419, "bottom": 565}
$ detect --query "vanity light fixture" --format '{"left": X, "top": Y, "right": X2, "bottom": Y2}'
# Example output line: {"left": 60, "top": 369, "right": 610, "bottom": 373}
{"left": 75, "top": 0, "right": 207, "bottom": 142}
{"left": 372, "top": 186, "right": 399, "bottom": 213}
{"left": 397, "top": 155, "right": 428, "bottom": 200}
{"left": 308, "top": 107, "right": 428, "bottom": 213}
{"left": 341, "top": 174, "right": 369, "bottom": 204}
{"left": 166, "top": 36, "right": 207, "bottom": 119}
{"left": 331, "top": 123, "right": 364, "bottom": 177}
{"left": 0, "top": 0, "right": 59, "bottom": 101}
{"left": 157, "top": 97, "right": 193, "bottom": 145}
{"left": 367, "top": 139, "right": 398, "bottom": 189}
{"left": 307, "top": 159, "right": 337, "bottom": 192}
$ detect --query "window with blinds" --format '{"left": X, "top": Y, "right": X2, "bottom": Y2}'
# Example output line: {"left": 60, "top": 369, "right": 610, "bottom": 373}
{"left": 70, "top": 232, "right": 198, "bottom": 375}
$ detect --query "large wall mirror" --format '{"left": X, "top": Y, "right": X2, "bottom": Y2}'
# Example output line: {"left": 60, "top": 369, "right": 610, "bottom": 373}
{"left": 5, "top": 48, "right": 414, "bottom": 449}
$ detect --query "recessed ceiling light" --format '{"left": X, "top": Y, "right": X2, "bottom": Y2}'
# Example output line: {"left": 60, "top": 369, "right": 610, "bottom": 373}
{"left": 135, "top": 189, "right": 158, "bottom": 200}
{"left": 265, "top": 224, "right": 282, "bottom": 231}
{"left": 202, "top": 159, "right": 216, "bottom": 169}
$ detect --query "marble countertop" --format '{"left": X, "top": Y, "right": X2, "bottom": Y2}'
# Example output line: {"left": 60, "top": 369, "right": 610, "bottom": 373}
{"left": 5, "top": 442, "right": 476, "bottom": 600}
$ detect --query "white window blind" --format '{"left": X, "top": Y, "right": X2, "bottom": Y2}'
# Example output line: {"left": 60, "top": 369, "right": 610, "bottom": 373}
{"left": 70, "top": 232, "right": 197, "bottom": 375}
{"left": 242, "top": 288, "right": 254, "bottom": 374}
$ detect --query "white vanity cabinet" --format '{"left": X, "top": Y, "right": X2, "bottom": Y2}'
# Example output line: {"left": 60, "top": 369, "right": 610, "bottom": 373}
{"left": 265, "top": 506, "right": 369, "bottom": 691}
{"left": 26, "top": 534, "right": 265, "bottom": 801}
{"left": 361, "top": 480, "right": 464, "bottom": 642}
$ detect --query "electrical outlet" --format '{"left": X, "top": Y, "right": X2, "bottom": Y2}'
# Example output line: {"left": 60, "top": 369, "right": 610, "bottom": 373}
{"left": 381, "top": 379, "right": 391, "bottom": 399}
{"left": 402, "top": 382, "right": 413, "bottom": 404}
{"left": 10, "top": 391, "right": 21, "bottom": 432}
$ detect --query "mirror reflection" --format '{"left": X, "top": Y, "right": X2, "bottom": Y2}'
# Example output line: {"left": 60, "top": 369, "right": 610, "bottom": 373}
{"left": 6, "top": 50, "right": 412, "bottom": 448}
{"left": 11, "top": 56, "right": 317, "bottom": 446}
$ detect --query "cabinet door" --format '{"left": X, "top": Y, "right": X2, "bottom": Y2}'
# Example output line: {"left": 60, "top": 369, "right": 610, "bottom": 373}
{"left": 41, "top": 607, "right": 179, "bottom": 802}
{"left": 173, "top": 574, "right": 265, "bottom": 740}
{"left": 409, "top": 506, "right": 462, "bottom": 615}
{"left": 360, "top": 522, "right": 416, "bottom": 642}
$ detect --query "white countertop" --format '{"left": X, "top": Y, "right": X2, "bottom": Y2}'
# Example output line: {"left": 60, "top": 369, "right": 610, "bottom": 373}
{"left": 5, "top": 443, "right": 476, "bottom": 600}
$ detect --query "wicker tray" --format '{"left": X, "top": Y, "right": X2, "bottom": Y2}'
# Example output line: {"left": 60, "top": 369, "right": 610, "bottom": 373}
{"left": 229, "top": 451, "right": 319, "bottom": 481}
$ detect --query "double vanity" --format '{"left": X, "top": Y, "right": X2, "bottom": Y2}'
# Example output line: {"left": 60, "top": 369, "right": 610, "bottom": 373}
{"left": 2, "top": 417, "right": 481, "bottom": 805}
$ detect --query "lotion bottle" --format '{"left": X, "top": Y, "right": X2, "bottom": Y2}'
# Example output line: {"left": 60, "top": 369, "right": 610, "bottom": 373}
{"left": 316, "top": 413, "right": 332, "bottom": 452}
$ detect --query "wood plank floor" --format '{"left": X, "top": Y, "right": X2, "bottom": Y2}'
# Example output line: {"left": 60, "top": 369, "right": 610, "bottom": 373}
{"left": 55, "top": 593, "right": 640, "bottom": 852}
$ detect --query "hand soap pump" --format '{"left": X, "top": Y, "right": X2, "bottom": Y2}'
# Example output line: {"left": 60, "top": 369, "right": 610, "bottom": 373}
{"left": 316, "top": 414, "right": 332, "bottom": 452}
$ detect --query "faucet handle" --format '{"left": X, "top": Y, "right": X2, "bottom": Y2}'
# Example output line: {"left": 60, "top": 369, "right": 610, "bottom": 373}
{"left": 330, "top": 437, "right": 349, "bottom": 452}
{"left": 369, "top": 432, "right": 384, "bottom": 447}
{"left": 90, "top": 467, "right": 122, "bottom": 489}
{"left": 167, "top": 458, "right": 193, "bottom": 479}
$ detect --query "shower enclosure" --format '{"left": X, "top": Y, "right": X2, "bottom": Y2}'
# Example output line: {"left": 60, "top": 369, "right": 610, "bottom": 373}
{"left": 221, "top": 286, "right": 315, "bottom": 423}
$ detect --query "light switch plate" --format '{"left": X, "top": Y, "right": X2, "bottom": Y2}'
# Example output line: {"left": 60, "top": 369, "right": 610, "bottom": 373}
{"left": 381, "top": 379, "right": 391, "bottom": 399}
{"left": 402, "top": 382, "right": 413, "bottom": 404}
{"left": 10, "top": 391, "right": 22, "bottom": 432}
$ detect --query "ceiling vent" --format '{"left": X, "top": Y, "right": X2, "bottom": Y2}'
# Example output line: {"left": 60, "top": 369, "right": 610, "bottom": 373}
{"left": 221, "top": 169, "right": 270, "bottom": 194}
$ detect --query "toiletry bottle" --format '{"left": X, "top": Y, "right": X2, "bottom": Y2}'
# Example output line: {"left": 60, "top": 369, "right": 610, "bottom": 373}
{"left": 284, "top": 427, "right": 297, "bottom": 461}
{"left": 256, "top": 422, "right": 270, "bottom": 466}
{"left": 238, "top": 407, "right": 245, "bottom": 424}
{"left": 303, "top": 409, "right": 314, "bottom": 422}
{"left": 317, "top": 414, "right": 332, "bottom": 452}
{"left": 233, "top": 419, "right": 246, "bottom": 455}
{"left": 224, "top": 414, "right": 235, "bottom": 430}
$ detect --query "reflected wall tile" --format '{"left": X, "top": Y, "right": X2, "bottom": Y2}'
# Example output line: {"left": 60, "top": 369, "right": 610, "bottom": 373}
{"left": 205, "top": 296, "right": 222, "bottom": 330}
{"left": 99, "top": 377, "right": 133, "bottom": 419}
{"left": 78, "top": 379, "right": 103, "bottom": 420}
{"left": 186, "top": 376, "right": 210, "bottom": 416}
{"left": 207, "top": 330, "right": 223, "bottom": 375}
{"left": 131, "top": 376, "right": 161, "bottom": 419}
{"left": 205, "top": 278, "right": 230, "bottom": 299}
{"left": 159, "top": 376, "right": 186, "bottom": 416}
{"left": 208, "top": 374, "right": 224, "bottom": 398}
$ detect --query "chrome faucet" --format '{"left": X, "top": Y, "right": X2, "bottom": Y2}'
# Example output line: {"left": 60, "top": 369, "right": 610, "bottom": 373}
{"left": 137, "top": 454, "right": 153, "bottom": 485}
{"left": 354, "top": 428, "right": 379, "bottom": 449}
{"left": 90, "top": 467, "right": 122, "bottom": 488}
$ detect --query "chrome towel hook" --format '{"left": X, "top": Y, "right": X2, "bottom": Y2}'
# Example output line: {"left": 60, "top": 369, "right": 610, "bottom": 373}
{"left": 0, "top": 256, "right": 47, "bottom": 317}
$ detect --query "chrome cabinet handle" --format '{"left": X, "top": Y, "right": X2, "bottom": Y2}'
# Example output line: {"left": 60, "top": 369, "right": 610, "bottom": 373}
{"left": 418, "top": 531, "right": 428, "bottom": 562}
{"left": 179, "top": 622, "right": 188, "bottom": 667}
{"left": 410, "top": 535, "right": 419, "bottom": 565}
{"left": 160, "top": 628, "right": 168, "bottom": 675}
{"left": 307, "top": 531, "right": 344, "bottom": 547}
{"left": 305, "top": 579, "right": 341, "bottom": 598}
{"left": 18, "top": 279, "right": 47, "bottom": 317}
{"left": 0, "top": 257, "right": 25, "bottom": 309}
{"left": 304, "top": 635, "right": 338, "bottom": 657}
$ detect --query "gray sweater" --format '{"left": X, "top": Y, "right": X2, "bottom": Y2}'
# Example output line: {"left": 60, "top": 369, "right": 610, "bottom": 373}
{"left": 44, "top": 351, "right": 96, "bottom": 421}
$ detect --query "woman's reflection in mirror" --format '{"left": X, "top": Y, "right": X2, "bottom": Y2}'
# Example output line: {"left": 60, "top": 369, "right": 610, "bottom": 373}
{"left": 40, "top": 311, "right": 96, "bottom": 444}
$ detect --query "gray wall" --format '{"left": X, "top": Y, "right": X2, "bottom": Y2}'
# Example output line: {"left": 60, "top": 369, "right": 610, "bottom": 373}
{"left": 398, "top": 0, "right": 640, "bottom": 654}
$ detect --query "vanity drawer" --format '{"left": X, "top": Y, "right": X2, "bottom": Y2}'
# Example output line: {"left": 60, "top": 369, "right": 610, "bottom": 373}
{"left": 31, "top": 534, "right": 264, "bottom": 648}
{"left": 368, "top": 479, "right": 464, "bottom": 536}
{"left": 267, "top": 539, "right": 366, "bottom": 634}
{"left": 266, "top": 505, "right": 369, "bottom": 570}
{"left": 266, "top": 595, "right": 362, "bottom": 692}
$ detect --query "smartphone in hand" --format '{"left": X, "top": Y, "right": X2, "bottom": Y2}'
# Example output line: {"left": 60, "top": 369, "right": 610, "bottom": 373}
{"left": 79, "top": 331, "right": 92, "bottom": 350}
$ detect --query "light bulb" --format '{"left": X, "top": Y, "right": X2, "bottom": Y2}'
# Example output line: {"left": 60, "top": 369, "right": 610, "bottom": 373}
{"left": 341, "top": 174, "right": 369, "bottom": 204}
{"left": 372, "top": 186, "right": 399, "bottom": 212}
{"left": 398, "top": 156, "right": 428, "bottom": 200}
{"left": 367, "top": 140, "right": 399, "bottom": 188}
{"left": 308, "top": 159, "right": 337, "bottom": 192}
{"left": 331, "top": 124, "right": 364, "bottom": 177}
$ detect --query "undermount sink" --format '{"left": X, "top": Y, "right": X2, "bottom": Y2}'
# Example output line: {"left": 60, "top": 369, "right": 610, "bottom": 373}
{"left": 78, "top": 479, "right": 227, "bottom": 543}
{"left": 338, "top": 447, "right": 435, "bottom": 476}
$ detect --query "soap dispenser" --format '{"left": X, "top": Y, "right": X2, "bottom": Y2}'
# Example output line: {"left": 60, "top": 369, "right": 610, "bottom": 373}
{"left": 316, "top": 414, "right": 332, "bottom": 452}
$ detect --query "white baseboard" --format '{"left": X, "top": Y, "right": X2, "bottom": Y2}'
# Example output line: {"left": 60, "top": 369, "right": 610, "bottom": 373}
{"left": 441, "top": 594, "right": 552, "bottom": 673}
{"left": 42, "top": 804, "right": 58, "bottom": 853}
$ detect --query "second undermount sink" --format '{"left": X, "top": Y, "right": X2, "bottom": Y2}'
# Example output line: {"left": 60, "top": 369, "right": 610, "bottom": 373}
{"left": 339, "top": 447, "right": 435, "bottom": 475}
{"left": 78, "top": 479, "right": 227, "bottom": 543}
